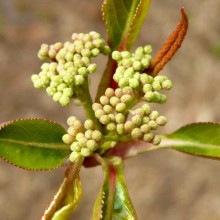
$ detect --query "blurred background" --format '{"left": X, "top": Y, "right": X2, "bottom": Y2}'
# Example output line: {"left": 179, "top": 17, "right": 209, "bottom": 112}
{"left": 0, "top": 0, "right": 220, "bottom": 219}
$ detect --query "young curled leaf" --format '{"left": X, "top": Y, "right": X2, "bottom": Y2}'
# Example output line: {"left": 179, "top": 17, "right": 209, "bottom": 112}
{"left": 91, "top": 155, "right": 137, "bottom": 220}
{"left": 0, "top": 118, "right": 69, "bottom": 170}
{"left": 146, "top": 8, "right": 188, "bottom": 76}
{"left": 42, "top": 162, "right": 83, "bottom": 220}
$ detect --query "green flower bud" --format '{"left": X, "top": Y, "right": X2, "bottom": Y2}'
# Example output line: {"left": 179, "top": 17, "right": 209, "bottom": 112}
{"left": 53, "top": 92, "right": 62, "bottom": 102}
{"left": 72, "top": 120, "right": 83, "bottom": 132}
{"left": 144, "top": 91, "right": 155, "bottom": 102}
{"left": 57, "top": 83, "right": 67, "bottom": 92}
{"left": 121, "top": 51, "right": 131, "bottom": 59}
{"left": 74, "top": 59, "right": 84, "bottom": 68}
{"left": 112, "top": 51, "right": 122, "bottom": 61}
{"left": 76, "top": 132, "right": 84, "bottom": 141}
{"left": 85, "top": 130, "right": 93, "bottom": 139}
{"left": 162, "top": 79, "right": 173, "bottom": 90}
{"left": 59, "top": 95, "right": 70, "bottom": 106}
{"left": 81, "top": 148, "right": 92, "bottom": 157}
{"left": 154, "top": 75, "right": 167, "bottom": 83}
{"left": 122, "top": 58, "right": 132, "bottom": 68}
{"left": 105, "top": 88, "right": 115, "bottom": 98}
{"left": 81, "top": 48, "right": 91, "bottom": 57}
{"left": 68, "top": 126, "right": 77, "bottom": 136}
{"left": 63, "top": 88, "right": 73, "bottom": 97}
{"left": 101, "top": 46, "right": 111, "bottom": 55}
{"left": 110, "top": 96, "right": 120, "bottom": 107}
{"left": 93, "top": 39, "right": 104, "bottom": 48}
{"left": 141, "top": 104, "right": 151, "bottom": 115}
{"left": 118, "top": 78, "right": 129, "bottom": 87}
{"left": 78, "top": 137, "right": 88, "bottom": 148}
{"left": 135, "top": 47, "right": 144, "bottom": 56}
{"left": 107, "top": 113, "right": 115, "bottom": 121}
{"left": 156, "top": 116, "right": 167, "bottom": 126}
{"left": 78, "top": 67, "right": 89, "bottom": 76}
{"left": 129, "top": 78, "right": 139, "bottom": 89}
{"left": 124, "top": 121, "right": 134, "bottom": 133}
{"left": 115, "top": 88, "right": 123, "bottom": 98}
{"left": 143, "top": 133, "right": 154, "bottom": 142}
{"left": 90, "top": 31, "right": 101, "bottom": 40}
{"left": 86, "top": 139, "right": 97, "bottom": 151}
{"left": 143, "top": 84, "right": 153, "bottom": 93}
{"left": 103, "top": 105, "right": 113, "bottom": 114}
{"left": 67, "top": 116, "right": 77, "bottom": 126}
{"left": 115, "top": 102, "right": 126, "bottom": 112}
{"left": 62, "top": 134, "right": 73, "bottom": 144}
{"left": 92, "top": 130, "right": 102, "bottom": 141}
{"left": 81, "top": 56, "right": 90, "bottom": 67}
{"left": 149, "top": 111, "right": 159, "bottom": 120}
{"left": 116, "top": 66, "right": 126, "bottom": 74}
{"left": 158, "top": 94, "right": 167, "bottom": 104}
{"left": 140, "top": 124, "right": 150, "bottom": 134}
{"left": 70, "top": 142, "right": 81, "bottom": 152}
{"left": 152, "top": 81, "right": 162, "bottom": 91}
{"left": 141, "top": 57, "right": 150, "bottom": 68}
{"left": 95, "top": 109, "right": 105, "bottom": 119}
{"left": 140, "top": 74, "right": 151, "bottom": 85}
{"left": 75, "top": 44, "right": 84, "bottom": 53}
{"left": 84, "top": 119, "right": 95, "bottom": 130}
{"left": 75, "top": 75, "right": 84, "bottom": 85}
{"left": 115, "top": 113, "right": 125, "bottom": 124}
{"left": 116, "top": 124, "right": 124, "bottom": 135}
{"left": 87, "top": 63, "right": 97, "bottom": 74}
{"left": 152, "top": 135, "right": 161, "bottom": 145}
{"left": 133, "top": 61, "right": 142, "bottom": 71}
{"left": 124, "top": 67, "right": 134, "bottom": 78}
{"left": 131, "top": 115, "right": 142, "bottom": 126}
{"left": 142, "top": 116, "right": 150, "bottom": 124}
{"left": 122, "top": 86, "right": 133, "bottom": 95}
{"left": 131, "top": 128, "right": 142, "bottom": 139}
{"left": 85, "top": 41, "right": 94, "bottom": 50}
{"left": 69, "top": 151, "right": 81, "bottom": 163}
{"left": 91, "top": 48, "right": 100, "bottom": 57}
{"left": 100, "top": 95, "right": 109, "bottom": 105}
{"left": 134, "top": 108, "right": 145, "bottom": 117}
{"left": 120, "top": 94, "right": 132, "bottom": 104}
{"left": 144, "top": 45, "right": 152, "bottom": 54}
{"left": 99, "top": 115, "right": 111, "bottom": 125}
{"left": 92, "top": 103, "right": 103, "bottom": 111}
{"left": 46, "top": 87, "right": 56, "bottom": 96}
{"left": 148, "top": 120, "right": 158, "bottom": 130}
{"left": 65, "top": 51, "right": 74, "bottom": 62}
{"left": 106, "top": 122, "right": 116, "bottom": 131}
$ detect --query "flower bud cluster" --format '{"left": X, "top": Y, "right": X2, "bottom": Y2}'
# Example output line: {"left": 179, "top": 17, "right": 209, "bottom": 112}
{"left": 62, "top": 116, "right": 103, "bottom": 162}
{"left": 93, "top": 87, "right": 167, "bottom": 145}
{"left": 32, "top": 32, "right": 111, "bottom": 106}
{"left": 112, "top": 46, "right": 172, "bottom": 104}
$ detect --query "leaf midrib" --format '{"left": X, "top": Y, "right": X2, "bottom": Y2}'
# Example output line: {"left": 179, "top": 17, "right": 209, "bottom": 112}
{"left": 0, "top": 137, "right": 69, "bottom": 150}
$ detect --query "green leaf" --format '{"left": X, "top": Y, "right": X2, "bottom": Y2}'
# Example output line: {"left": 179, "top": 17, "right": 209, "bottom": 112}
{"left": 0, "top": 118, "right": 70, "bottom": 170}
{"left": 159, "top": 123, "right": 220, "bottom": 159}
{"left": 102, "top": 0, "right": 151, "bottom": 50}
{"left": 51, "top": 175, "right": 82, "bottom": 220}
{"left": 91, "top": 156, "right": 137, "bottom": 220}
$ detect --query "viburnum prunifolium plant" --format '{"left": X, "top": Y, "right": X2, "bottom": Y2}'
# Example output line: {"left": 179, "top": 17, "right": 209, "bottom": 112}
{"left": 0, "top": 1, "right": 220, "bottom": 220}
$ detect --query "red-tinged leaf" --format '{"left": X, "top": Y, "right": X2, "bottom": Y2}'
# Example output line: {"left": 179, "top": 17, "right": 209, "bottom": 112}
{"left": 102, "top": 0, "right": 151, "bottom": 51}
{"left": 91, "top": 155, "right": 137, "bottom": 220}
{"left": 0, "top": 119, "right": 70, "bottom": 170}
{"left": 42, "top": 162, "right": 83, "bottom": 220}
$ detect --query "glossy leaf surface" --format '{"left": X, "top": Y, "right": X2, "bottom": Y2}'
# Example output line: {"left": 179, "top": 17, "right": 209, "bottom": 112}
{"left": 51, "top": 175, "right": 82, "bottom": 220}
{"left": 91, "top": 156, "right": 137, "bottom": 220}
{"left": 0, "top": 119, "right": 69, "bottom": 170}
{"left": 102, "top": 0, "right": 151, "bottom": 50}
{"left": 160, "top": 123, "right": 220, "bottom": 159}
